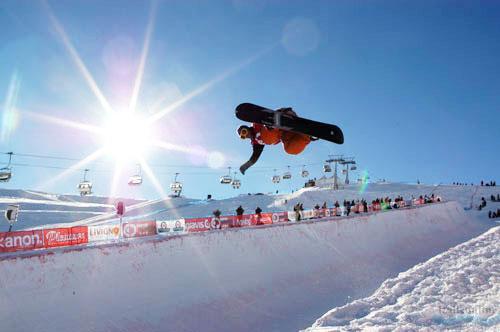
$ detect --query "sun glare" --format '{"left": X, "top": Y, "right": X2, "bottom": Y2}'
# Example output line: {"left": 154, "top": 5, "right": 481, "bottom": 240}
{"left": 102, "top": 112, "right": 153, "bottom": 162}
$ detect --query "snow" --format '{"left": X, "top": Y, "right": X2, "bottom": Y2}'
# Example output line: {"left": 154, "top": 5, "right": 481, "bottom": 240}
{"left": 306, "top": 226, "right": 500, "bottom": 332}
{"left": 0, "top": 183, "right": 498, "bottom": 331}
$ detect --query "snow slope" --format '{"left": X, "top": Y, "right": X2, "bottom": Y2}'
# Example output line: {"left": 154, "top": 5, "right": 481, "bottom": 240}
{"left": 0, "top": 188, "right": 145, "bottom": 229}
{"left": 0, "top": 201, "right": 491, "bottom": 332}
{"left": 306, "top": 226, "right": 500, "bottom": 332}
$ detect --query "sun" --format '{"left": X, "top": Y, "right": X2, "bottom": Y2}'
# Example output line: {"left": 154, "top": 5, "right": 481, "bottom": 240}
{"left": 101, "top": 111, "right": 154, "bottom": 163}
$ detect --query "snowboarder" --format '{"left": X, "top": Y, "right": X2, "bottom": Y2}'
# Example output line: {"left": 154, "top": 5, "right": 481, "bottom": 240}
{"left": 238, "top": 130, "right": 313, "bottom": 174}
{"left": 237, "top": 113, "right": 314, "bottom": 174}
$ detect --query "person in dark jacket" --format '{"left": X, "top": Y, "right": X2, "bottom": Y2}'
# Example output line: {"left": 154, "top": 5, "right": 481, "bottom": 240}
{"left": 294, "top": 203, "right": 301, "bottom": 221}
{"left": 235, "top": 205, "right": 244, "bottom": 227}
{"left": 255, "top": 206, "right": 263, "bottom": 225}
{"left": 212, "top": 209, "right": 222, "bottom": 229}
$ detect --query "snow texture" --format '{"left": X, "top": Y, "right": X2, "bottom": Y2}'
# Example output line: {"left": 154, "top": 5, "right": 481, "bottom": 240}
{"left": 0, "top": 200, "right": 491, "bottom": 332}
{"left": 306, "top": 226, "right": 499, "bottom": 332}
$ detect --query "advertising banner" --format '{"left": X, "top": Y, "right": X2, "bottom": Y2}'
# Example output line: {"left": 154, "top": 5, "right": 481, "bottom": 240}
{"left": 301, "top": 209, "right": 315, "bottom": 220}
{"left": 185, "top": 217, "right": 214, "bottom": 232}
{"left": 157, "top": 219, "right": 186, "bottom": 235}
{"left": 43, "top": 226, "right": 89, "bottom": 248}
{"left": 272, "top": 212, "right": 289, "bottom": 223}
{"left": 122, "top": 221, "right": 157, "bottom": 238}
{"left": 0, "top": 230, "right": 44, "bottom": 253}
{"left": 88, "top": 224, "right": 121, "bottom": 242}
{"left": 252, "top": 213, "right": 273, "bottom": 225}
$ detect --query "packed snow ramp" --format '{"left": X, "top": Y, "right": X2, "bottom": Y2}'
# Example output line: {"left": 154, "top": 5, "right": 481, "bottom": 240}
{"left": 0, "top": 201, "right": 488, "bottom": 332}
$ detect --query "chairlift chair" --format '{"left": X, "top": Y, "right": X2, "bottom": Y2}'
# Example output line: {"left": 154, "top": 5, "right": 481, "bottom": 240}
{"left": 282, "top": 166, "right": 292, "bottom": 180}
{"left": 232, "top": 179, "right": 241, "bottom": 189}
{"left": 78, "top": 169, "right": 92, "bottom": 196}
{"left": 351, "top": 166, "right": 357, "bottom": 171}
{"left": 220, "top": 167, "right": 233, "bottom": 184}
{"left": 231, "top": 172, "right": 241, "bottom": 189}
{"left": 170, "top": 173, "right": 183, "bottom": 196}
{"left": 0, "top": 152, "right": 13, "bottom": 182}
{"left": 301, "top": 165, "right": 309, "bottom": 178}
{"left": 128, "top": 164, "right": 143, "bottom": 185}
{"left": 323, "top": 163, "right": 332, "bottom": 172}
{"left": 271, "top": 169, "right": 281, "bottom": 184}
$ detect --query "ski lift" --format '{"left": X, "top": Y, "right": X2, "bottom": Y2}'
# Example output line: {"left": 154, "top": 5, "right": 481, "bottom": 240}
{"left": 231, "top": 172, "right": 241, "bottom": 189}
{"left": 350, "top": 166, "right": 357, "bottom": 171}
{"left": 0, "top": 152, "right": 13, "bottom": 182}
{"left": 78, "top": 169, "right": 92, "bottom": 196}
{"left": 342, "top": 169, "right": 347, "bottom": 174}
{"left": 301, "top": 165, "right": 309, "bottom": 178}
{"left": 220, "top": 167, "right": 232, "bottom": 184}
{"left": 283, "top": 166, "right": 292, "bottom": 180}
{"left": 323, "top": 163, "right": 332, "bottom": 173}
{"left": 128, "top": 164, "right": 143, "bottom": 186}
{"left": 170, "top": 173, "right": 183, "bottom": 196}
{"left": 271, "top": 169, "right": 281, "bottom": 184}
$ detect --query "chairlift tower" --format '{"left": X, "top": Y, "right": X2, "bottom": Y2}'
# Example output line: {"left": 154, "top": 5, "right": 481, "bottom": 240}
{"left": 326, "top": 155, "right": 344, "bottom": 190}
{"left": 339, "top": 157, "right": 356, "bottom": 185}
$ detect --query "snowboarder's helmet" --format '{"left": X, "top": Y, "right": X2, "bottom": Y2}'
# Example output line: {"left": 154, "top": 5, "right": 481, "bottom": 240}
{"left": 237, "top": 125, "right": 251, "bottom": 139}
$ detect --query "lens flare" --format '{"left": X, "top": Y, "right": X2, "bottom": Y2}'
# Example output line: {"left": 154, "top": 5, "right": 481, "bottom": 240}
{"left": 101, "top": 112, "right": 153, "bottom": 162}
{"left": 1, "top": 71, "right": 21, "bottom": 142}
{"left": 358, "top": 170, "right": 370, "bottom": 194}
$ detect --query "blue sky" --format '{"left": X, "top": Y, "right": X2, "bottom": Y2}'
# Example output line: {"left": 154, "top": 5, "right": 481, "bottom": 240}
{"left": 0, "top": 0, "right": 499, "bottom": 200}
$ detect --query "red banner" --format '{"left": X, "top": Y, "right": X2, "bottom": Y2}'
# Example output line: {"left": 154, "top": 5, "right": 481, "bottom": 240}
{"left": 185, "top": 217, "right": 214, "bottom": 232}
{"left": 0, "top": 230, "right": 45, "bottom": 253}
{"left": 43, "top": 226, "right": 89, "bottom": 248}
{"left": 248, "top": 213, "right": 271, "bottom": 225}
{"left": 122, "top": 221, "right": 157, "bottom": 238}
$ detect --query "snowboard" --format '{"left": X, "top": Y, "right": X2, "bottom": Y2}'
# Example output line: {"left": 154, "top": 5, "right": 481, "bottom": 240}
{"left": 235, "top": 103, "right": 344, "bottom": 144}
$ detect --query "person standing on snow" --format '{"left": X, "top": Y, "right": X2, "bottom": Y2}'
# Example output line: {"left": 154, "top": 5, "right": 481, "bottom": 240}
{"left": 237, "top": 108, "right": 316, "bottom": 174}
{"left": 235, "top": 205, "right": 244, "bottom": 227}
{"left": 255, "top": 206, "right": 263, "bottom": 225}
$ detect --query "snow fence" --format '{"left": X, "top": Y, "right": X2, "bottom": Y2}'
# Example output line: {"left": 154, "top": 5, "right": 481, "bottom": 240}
{"left": 0, "top": 201, "right": 487, "bottom": 332}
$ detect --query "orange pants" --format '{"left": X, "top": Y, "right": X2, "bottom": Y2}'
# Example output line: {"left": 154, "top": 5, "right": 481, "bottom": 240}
{"left": 281, "top": 131, "right": 311, "bottom": 155}
{"left": 258, "top": 127, "right": 311, "bottom": 155}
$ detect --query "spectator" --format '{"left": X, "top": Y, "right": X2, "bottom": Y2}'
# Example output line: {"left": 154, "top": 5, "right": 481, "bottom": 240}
{"left": 294, "top": 203, "right": 301, "bottom": 221}
{"left": 314, "top": 204, "right": 320, "bottom": 218}
{"left": 212, "top": 209, "right": 222, "bottom": 229}
{"left": 363, "top": 200, "right": 368, "bottom": 213}
{"left": 497, "top": 194, "right": 500, "bottom": 201}
{"left": 235, "top": 205, "right": 244, "bottom": 227}
{"left": 481, "top": 197, "right": 487, "bottom": 208}
{"left": 491, "top": 195, "right": 496, "bottom": 202}
{"left": 322, "top": 202, "right": 327, "bottom": 209}
{"left": 334, "top": 201, "right": 340, "bottom": 208}
{"left": 255, "top": 206, "right": 263, "bottom": 225}
{"left": 481, "top": 180, "right": 484, "bottom": 186}
{"left": 488, "top": 211, "right": 492, "bottom": 218}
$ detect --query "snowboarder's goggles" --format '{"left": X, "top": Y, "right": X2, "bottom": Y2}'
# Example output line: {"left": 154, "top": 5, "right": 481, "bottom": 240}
{"left": 239, "top": 127, "right": 250, "bottom": 139}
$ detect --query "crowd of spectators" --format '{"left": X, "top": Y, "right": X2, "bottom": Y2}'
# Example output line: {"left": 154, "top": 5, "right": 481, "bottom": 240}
{"left": 210, "top": 193, "right": 444, "bottom": 228}
{"left": 485, "top": 194, "right": 500, "bottom": 219}
{"left": 452, "top": 180, "right": 497, "bottom": 186}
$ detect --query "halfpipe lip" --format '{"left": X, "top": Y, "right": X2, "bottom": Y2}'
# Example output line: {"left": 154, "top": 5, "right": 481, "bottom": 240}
{"left": 0, "top": 201, "right": 452, "bottom": 262}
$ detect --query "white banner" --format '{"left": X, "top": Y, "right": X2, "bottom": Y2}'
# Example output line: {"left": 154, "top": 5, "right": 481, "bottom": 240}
{"left": 156, "top": 219, "right": 186, "bottom": 235}
{"left": 88, "top": 224, "right": 121, "bottom": 242}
